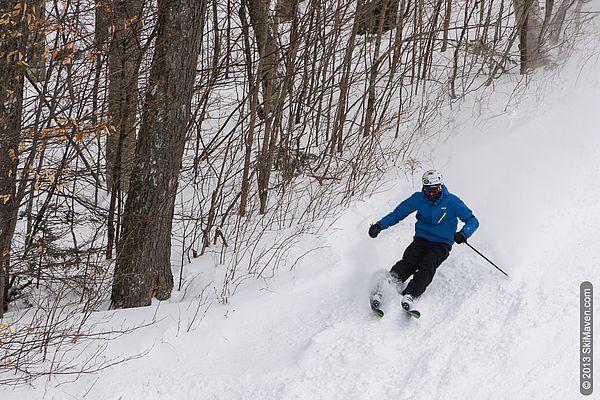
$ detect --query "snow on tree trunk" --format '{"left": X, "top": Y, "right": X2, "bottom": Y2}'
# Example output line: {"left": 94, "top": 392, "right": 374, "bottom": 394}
{"left": 111, "top": 0, "right": 205, "bottom": 309}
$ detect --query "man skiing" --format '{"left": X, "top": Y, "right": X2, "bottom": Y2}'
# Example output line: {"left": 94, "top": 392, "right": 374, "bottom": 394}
{"left": 368, "top": 170, "right": 479, "bottom": 311}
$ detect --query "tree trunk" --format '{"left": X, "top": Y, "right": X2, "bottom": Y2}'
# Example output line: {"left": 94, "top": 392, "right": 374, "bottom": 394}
{"left": 548, "top": 0, "right": 578, "bottom": 44}
{"left": 27, "top": 0, "right": 46, "bottom": 83}
{"left": 111, "top": 0, "right": 205, "bottom": 309}
{"left": 92, "top": 0, "right": 109, "bottom": 126}
{"left": 441, "top": 0, "right": 452, "bottom": 52}
{"left": 514, "top": 0, "right": 546, "bottom": 72}
{"left": 239, "top": 0, "right": 257, "bottom": 217}
{"left": 246, "top": 0, "right": 281, "bottom": 214}
{"left": 0, "top": 0, "right": 28, "bottom": 317}
{"left": 544, "top": 0, "right": 555, "bottom": 32}
{"left": 105, "top": 0, "right": 144, "bottom": 259}
{"left": 106, "top": 0, "right": 144, "bottom": 194}
{"left": 520, "top": 10, "right": 529, "bottom": 75}
{"left": 275, "top": 0, "right": 297, "bottom": 22}
{"left": 356, "top": 0, "right": 399, "bottom": 35}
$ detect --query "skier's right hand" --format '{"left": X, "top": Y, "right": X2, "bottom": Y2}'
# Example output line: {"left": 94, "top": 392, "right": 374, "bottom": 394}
{"left": 368, "top": 224, "right": 382, "bottom": 238}
{"left": 454, "top": 231, "right": 467, "bottom": 244}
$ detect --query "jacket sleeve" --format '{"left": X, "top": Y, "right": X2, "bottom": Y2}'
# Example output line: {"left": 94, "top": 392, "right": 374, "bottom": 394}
{"left": 376, "top": 193, "right": 419, "bottom": 230}
{"left": 455, "top": 197, "right": 479, "bottom": 238}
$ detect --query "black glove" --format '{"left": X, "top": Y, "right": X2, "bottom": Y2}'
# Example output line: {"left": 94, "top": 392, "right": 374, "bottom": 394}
{"left": 368, "top": 224, "right": 382, "bottom": 238}
{"left": 454, "top": 231, "right": 467, "bottom": 244}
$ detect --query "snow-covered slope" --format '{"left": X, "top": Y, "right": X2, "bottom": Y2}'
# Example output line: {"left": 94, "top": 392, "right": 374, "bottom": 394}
{"left": 4, "top": 6, "right": 600, "bottom": 400}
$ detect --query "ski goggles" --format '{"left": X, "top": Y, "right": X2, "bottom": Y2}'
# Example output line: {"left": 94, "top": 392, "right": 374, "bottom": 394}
{"left": 423, "top": 184, "right": 442, "bottom": 195}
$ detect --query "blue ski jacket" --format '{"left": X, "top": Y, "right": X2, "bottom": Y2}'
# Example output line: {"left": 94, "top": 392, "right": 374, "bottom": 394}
{"left": 376, "top": 185, "right": 479, "bottom": 246}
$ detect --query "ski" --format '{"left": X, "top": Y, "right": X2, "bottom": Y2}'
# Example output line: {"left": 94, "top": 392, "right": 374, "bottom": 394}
{"left": 403, "top": 308, "right": 421, "bottom": 319}
{"left": 369, "top": 270, "right": 421, "bottom": 319}
{"left": 370, "top": 295, "right": 420, "bottom": 319}
{"left": 401, "top": 298, "right": 421, "bottom": 319}
{"left": 371, "top": 303, "right": 384, "bottom": 318}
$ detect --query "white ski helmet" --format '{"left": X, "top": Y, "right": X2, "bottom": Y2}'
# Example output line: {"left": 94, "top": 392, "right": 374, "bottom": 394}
{"left": 422, "top": 170, "right": 443, "bottom": 186}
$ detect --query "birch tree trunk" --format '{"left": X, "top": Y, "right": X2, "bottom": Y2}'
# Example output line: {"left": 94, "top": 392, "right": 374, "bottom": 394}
{"left": 111, "top": 0, "right": 205, "bottom": 309}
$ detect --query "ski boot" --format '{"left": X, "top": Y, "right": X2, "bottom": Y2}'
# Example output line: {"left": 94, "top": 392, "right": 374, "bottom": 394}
{"left": 401, "top": 294, "right": 415, "bottom": 311}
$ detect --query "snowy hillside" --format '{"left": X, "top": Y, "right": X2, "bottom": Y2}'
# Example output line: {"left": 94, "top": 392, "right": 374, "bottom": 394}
{"left": 4, "top": 4, "right": 600, "bottom": 400}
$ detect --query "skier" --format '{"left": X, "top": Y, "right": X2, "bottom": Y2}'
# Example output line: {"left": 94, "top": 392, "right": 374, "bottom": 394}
{"left": 368, "top": 170, "right": 479, "bottom": 311}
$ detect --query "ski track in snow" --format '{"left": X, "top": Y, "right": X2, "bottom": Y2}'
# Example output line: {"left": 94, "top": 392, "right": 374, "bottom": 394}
{"left": 3, "top": 4, "right": 600, "bottom": 399}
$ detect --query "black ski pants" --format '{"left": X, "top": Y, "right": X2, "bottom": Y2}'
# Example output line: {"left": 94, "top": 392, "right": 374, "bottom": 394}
{"left": 389, "top": 237, "right": 451, "bottom": 298}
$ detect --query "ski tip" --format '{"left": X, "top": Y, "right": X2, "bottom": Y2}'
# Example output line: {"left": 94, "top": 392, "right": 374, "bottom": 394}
{"left": 408, "top": 310, "right": 421, "bottom": 319}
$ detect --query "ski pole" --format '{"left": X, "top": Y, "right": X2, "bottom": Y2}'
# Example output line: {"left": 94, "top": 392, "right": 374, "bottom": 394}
{"left": 465, "top": 242, "right": 509, "bottom": 277}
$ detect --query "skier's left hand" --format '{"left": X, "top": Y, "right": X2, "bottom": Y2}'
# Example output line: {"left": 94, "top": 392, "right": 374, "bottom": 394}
{"left": 368, "top": 224, "right": 382, "bottom": 238}
{"left": 454, "top": 231, "right": 467, "bottom": 244}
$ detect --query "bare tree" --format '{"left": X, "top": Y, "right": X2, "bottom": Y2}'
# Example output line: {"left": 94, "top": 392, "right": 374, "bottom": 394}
{"left": 275, "top": 0, "right": 298, "bottom": 22}
{"left": 246, "top": 0, "right": 282, "bottom": 214}
{"left": 106, "top": 1, "right": 144, "bottom": 194}
{"left": 514, "top": 0, "right": 547, "bottom": 73}
{"left": 104, "top": 0, "right": 146, "bottom": 259}
{"left": 0, "top": 0, "right": 585, "bottom": 318}
{"left": 547, "top": 0, "right": 579, "bottom": 44}
{"left": 0, "top": 1, "right": 29, "bottom": 317}
{"left": 356, "top": 0, "right": 399, "bottom": 34}
{"left": 111, "top": 0, "right": 206, "bottom": 308}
